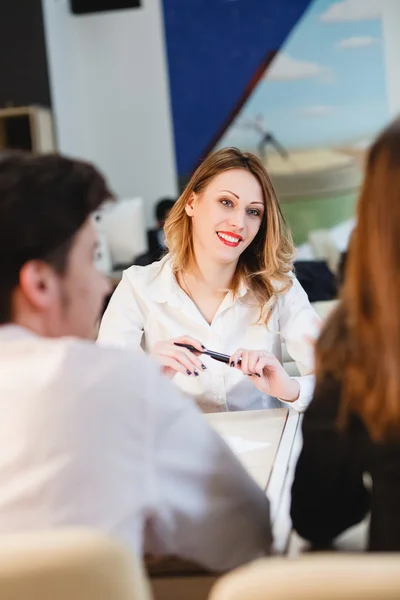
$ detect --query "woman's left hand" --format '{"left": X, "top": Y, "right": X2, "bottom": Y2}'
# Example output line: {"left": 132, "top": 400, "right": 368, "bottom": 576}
{"left": 229, "top": 348, "right": 300, "bottom": 402}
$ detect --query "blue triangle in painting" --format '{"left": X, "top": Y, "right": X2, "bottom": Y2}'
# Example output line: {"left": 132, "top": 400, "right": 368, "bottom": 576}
{"left": 161, "top": 0, "right": 313, "bottom": 177}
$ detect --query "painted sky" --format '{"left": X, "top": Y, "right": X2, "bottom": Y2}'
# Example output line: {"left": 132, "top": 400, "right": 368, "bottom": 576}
{"left": 218, "top": 0, "right": 388, "bottom": 150}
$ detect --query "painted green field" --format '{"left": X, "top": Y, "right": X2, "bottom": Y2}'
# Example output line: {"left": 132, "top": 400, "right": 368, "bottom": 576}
{"left": 281, "top": 192, "right": 357, "bottom": 246}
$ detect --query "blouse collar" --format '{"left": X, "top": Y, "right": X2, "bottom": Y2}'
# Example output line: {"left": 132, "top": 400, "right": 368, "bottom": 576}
{"left": 145, "top": 254, "right": 249, "bottom": 308}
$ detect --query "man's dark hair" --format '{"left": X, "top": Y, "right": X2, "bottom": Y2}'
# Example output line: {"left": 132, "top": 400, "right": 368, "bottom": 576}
{"left": 155, "top": 197, "right": 175, "bottom": 224}
{"left": 0, "top": 152, "right": 113, "bottom": 323}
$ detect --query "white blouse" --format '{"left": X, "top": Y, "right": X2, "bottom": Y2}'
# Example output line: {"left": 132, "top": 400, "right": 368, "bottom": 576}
{"left": 98, "top": 256, "right": 321, "bottom": 413}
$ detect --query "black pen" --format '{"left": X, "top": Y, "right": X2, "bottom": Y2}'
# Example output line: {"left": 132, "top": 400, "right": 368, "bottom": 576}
{"left": 174, "top": 342, "right": 230, "bottom": 364}
{"left": 174, "top": 342, "right": 261, "bottom": 376}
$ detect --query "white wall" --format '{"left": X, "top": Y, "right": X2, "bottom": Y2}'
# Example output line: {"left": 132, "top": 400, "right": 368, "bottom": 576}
{"left": 41, "top": 0, "right": 178, "bottom": 225}
{"left": 382, "top": 0, "right": 400, "bottom": 119}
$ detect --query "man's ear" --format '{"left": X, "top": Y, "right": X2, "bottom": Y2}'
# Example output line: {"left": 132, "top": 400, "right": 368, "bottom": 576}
{"left": 185, "top": 192, "right": 196, "bottom": 217}
{"left": 19, "top": 261, "right": 59, "bottom": 310}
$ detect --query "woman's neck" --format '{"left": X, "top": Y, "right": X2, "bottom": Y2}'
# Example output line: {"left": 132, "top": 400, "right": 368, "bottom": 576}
{"left": 184, "top": 252, "right": 237, "bottom": 296}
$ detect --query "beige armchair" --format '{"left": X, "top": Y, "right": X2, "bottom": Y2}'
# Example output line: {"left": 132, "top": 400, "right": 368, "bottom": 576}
{"left": 209, "top": 554, "right": 400, "bottom": 600}
{"left": 0, "top": 529, "right": 151, "bottom": 600}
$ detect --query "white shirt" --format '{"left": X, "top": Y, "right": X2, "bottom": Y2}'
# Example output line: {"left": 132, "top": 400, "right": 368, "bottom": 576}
{"left": 98, "top": 256, "right": 321, "bottom": 413}
{"left": 0, "top": 325, "right": 270, "bottom": 572}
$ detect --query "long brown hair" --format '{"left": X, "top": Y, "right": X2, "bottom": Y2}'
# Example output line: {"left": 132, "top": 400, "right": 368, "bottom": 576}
{"left": 317, "top": 118, "right": 400, "bottom": 440}
{"left": 164, "top": 147, "right": 295, "bottom": 323}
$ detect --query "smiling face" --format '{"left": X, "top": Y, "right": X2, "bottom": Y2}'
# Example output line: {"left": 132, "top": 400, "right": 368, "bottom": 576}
{"left": 185, "top": 168, "right": 265, "bottom": 266}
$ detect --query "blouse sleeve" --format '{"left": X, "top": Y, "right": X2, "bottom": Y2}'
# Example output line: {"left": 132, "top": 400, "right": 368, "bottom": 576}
{"left": 97, "top": 271, "right": 144, "bottom": 351}
{"left": 278, "top": 278, "right": 321, "bottom": 412}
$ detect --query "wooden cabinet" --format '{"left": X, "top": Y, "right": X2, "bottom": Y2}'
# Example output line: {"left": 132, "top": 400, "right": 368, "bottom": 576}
{"left": 0, "top": 106, "right": 55, "bottom": 154}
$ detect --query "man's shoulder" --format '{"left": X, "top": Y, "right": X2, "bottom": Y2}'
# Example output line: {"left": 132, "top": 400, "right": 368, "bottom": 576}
{"left": 63, "top": 336, "right": 150, "bottom": 370}
{"left": 40, "top": 336, "right": 197, "bottom": 426}
{"left": 49, "top": 337, "right": 155, "bottom": 397}
{"left": 66, "top": 338, "right": 197, "bottom": 430}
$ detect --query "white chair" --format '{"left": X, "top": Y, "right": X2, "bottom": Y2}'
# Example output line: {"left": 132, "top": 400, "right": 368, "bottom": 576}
{"left": 308, "top": 229, "right": 340, "bottom": 275}
{"left": 282, "top": 299, "right": 338, "bottom": 375}
{"left": 312, "top": 299, "right": 338, "bottom": 321}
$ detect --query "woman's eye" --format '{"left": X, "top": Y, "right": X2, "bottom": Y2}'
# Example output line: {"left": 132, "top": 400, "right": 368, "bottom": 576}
{"left": 247, "top": 208, "right": 261, "bottom": 217}
{"left": 221, "top": 198, "right": 233, "bottom": 207}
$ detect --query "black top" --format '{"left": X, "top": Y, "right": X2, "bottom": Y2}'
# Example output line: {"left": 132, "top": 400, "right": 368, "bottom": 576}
{"left": 147, "top": 228, "right": 163, "bottom": 258}
{"left": 134, "top": 229, "right": 166, "bottom": 268}
{"left": 294, "top": 260, "right": 337, "bottom": 302}
{"left": 291, "top": 375, "right": 400, "bottom": 551}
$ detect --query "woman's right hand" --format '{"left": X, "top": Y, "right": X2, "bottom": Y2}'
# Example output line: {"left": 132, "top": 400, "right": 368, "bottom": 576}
{"left": 150, "top": 336, "right": 206, "bottom": 379}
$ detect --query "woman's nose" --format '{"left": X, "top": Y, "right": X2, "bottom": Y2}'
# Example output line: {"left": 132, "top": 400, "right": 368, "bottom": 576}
{"left": 227, "top": 209, "right": 245, "bottom": 230}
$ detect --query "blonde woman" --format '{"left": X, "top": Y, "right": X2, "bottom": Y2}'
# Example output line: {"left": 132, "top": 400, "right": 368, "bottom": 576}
{"left": 98, "top": 148, "right": 320, "bottom": 412}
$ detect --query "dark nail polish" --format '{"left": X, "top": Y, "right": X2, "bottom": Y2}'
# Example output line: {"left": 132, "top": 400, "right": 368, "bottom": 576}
{"left": 201, "top": 345, "right": 206, "bottom": 350}
{"left": 186, "top": 370, "right": 192, "bottom": 375}
{"left": 255, "top": 373, "right": 261, "bottom": 378}
{"left": 194, "top": 370, "right": 199, "bottom": 377}
{"left": 230, "top": 361, "right": 235, "bottom": 367}
{"left": 201, "top": 364, "right": 207, "bottom": 370}
{"left": 247, "top": 373, "right": 253, "bottom": 377}
{"left": 237, "top": 358, "right": 242, "bottom": 364}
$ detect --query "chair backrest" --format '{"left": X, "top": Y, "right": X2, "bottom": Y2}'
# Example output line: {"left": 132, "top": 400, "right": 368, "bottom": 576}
{"left": 0, "top": 529, "right": 152, "bottom": 600}
{"left": 282, "top": 299, "right": 338, "bottom": 376}
{"left": 308, "top": 229, "right": 340, "bottom": 275}
{"left": 209, "top": 554, "right": 400, "bottom": 600}
{"left": 312, "top": 299, "right": 338, "bottom": 321}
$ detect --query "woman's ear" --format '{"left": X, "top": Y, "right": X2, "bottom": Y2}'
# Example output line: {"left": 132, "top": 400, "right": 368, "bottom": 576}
{"left": 185, "top": 192, "right": 196, "bottom": 217}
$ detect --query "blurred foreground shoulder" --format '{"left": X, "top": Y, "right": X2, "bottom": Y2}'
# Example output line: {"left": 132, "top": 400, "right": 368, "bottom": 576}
{"left": 57, "top": 337, "right": 161, "bottom": 407}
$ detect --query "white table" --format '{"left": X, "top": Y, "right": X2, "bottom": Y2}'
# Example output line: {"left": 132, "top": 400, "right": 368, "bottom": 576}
{"left": 206, "top": 408, "right": 288, "bottom": 489}
{"left": 151, "top": 408, "right": 302, "bottom": 600}
{"left": 206, "top": 409, "right": 368, "bottom": 557}
{"left": 206, "top": 408, "right": 301, "bottom": 554}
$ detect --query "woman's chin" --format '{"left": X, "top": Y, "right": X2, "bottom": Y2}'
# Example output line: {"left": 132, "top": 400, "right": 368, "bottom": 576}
{"left": 212, "top": 248, "right": 242, "bottom": 265}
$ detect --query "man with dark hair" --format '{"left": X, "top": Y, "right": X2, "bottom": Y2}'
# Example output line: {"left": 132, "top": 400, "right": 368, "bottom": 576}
{"left": 0, "top": 153, "right": 112, "bottom": 335}
{"left": 0, "top": 153, "right": 270, "bottom": 571}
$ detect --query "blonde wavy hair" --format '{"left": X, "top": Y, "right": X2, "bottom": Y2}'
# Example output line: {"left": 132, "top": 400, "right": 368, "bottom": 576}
{"left": 164, "top": 147, "right": 295, "bottom": 324}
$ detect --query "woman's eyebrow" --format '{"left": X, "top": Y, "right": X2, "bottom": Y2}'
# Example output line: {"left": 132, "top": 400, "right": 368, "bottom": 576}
{"left": 219, "top": 189, "right": 240, "bottom": 199}
{"left": 219, "top": 190, "right": 264, "bottom": 207}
